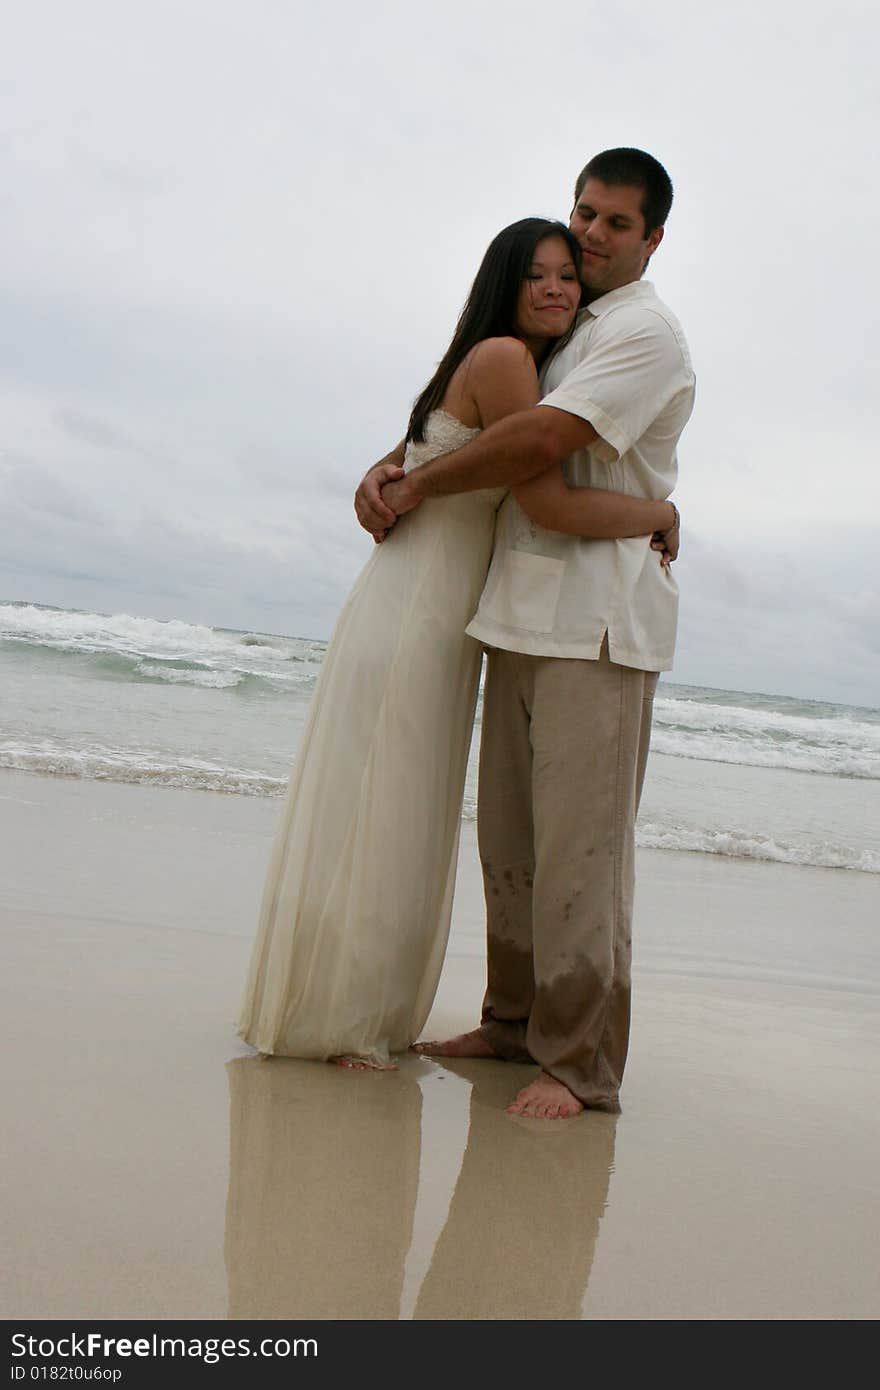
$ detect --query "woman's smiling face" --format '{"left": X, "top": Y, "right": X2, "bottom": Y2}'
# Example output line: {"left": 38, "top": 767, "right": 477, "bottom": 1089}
{"left": 515, "top": 235, "right": 581, "bottom": 346}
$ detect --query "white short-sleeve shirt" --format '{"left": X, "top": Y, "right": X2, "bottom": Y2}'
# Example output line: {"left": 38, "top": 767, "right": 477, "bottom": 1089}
{"left": 466, "top": 280, "right": 695, "bottom": 671}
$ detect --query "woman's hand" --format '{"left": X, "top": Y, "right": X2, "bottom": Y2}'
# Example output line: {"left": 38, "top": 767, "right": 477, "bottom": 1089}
{"left": 650, "top": 503, "right": 680, "bottom": 567}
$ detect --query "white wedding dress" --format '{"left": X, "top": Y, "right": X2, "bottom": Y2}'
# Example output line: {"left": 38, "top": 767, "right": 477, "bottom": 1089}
{"left": 238, "top": 412, "right": 504, "bottom": 1064}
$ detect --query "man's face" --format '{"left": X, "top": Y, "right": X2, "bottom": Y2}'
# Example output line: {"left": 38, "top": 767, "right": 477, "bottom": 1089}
{"left": 569, "top": 178, "right": 664, "bottom": 299}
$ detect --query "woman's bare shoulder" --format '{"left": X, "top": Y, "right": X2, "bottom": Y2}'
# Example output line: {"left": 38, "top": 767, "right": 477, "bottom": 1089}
{"left": 468, "top": 336, "right": 535, "bottom": 374}
{"left": 443, "top": 337, "right": 539, "bottom": 427}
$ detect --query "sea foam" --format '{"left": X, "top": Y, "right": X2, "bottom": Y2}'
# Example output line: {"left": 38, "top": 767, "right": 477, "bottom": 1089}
{"left": 3, "top": 601, "right": 879, "bottom": 874}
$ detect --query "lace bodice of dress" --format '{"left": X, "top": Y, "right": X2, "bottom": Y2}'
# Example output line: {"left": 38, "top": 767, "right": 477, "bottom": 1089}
{"left": 403, "top": 409, "right": 480, "bottom": 473}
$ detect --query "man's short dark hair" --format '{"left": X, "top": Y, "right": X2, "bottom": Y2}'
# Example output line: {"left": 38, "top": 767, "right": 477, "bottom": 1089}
{"left": 574, "top": 148, "right": 673, "bottom": 237}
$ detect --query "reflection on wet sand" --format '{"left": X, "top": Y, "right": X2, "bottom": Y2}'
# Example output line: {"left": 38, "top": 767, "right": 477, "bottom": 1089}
{"left": 225, "top": 1054, "right": 615, "bottom": 1320}
{"left": 225, "top": 1056, "right": 421, "bottom": 1319}
{"left": 413, "top": 1062, "right": 616, "bottom": 1320}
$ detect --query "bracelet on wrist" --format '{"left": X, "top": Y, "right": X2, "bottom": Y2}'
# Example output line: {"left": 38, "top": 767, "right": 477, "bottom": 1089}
{"left": 661, "top": 501, "right": 680, "bottom": 537}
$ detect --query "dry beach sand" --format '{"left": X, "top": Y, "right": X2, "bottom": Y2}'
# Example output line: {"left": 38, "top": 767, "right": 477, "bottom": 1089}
{"left": 1, "top": 768, "right": 877, "bottom": 1320}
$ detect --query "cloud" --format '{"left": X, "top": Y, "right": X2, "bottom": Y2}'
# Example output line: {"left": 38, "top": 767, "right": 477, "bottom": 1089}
{"left": 53, "top": 408, "right": 147, "bottom": 455}
{"left": 672, "top": 528, "right": 879, "bottom": 706}
{"left": 1, "top": 0, "right": 878, "bottom": 703}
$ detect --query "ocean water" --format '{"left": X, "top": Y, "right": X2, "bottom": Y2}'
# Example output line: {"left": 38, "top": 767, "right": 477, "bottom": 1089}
{"left": 2, "top": 600, "right": 879, "bottom": 876}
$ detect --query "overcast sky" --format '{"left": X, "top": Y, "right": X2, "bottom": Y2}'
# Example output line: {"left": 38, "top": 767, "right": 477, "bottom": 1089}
{"left": 2, "top": 0, "right": 878, "bottom": 705}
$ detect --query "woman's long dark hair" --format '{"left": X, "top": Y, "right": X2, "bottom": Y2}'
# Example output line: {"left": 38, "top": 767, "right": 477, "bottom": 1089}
{"left": 406, "top": 217, "right": 582, "bottom": 443}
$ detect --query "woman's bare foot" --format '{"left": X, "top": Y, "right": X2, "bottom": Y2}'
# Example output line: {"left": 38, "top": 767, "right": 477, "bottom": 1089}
{"left": 411, "top": 1028, "right": 497, "bottom": 1059}
{"left": 506, "top": 1071, "right": 584, "bottom": 1119}
{"left": 330, "top": 1055, "right": 397, "bottom": 1071}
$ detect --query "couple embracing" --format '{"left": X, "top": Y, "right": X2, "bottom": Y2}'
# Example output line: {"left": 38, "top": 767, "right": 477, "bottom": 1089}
{"left": 238, "top": 147, "right": 695, "bottom": 1120}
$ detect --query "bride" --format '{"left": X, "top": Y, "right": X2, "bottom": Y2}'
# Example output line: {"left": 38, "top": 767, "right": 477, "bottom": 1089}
{"left": 237, "top": 217, "right": 678, "bottom": 1068}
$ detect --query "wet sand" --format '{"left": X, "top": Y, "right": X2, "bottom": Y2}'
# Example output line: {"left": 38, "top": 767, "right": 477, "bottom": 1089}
{"left": 1, "top": 769, "right": 877, "bottom": 1320}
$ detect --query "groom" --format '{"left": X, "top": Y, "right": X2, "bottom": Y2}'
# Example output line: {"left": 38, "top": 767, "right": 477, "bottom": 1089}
{"left": 355, "top": 148, "right": 695, "bottom": 1119}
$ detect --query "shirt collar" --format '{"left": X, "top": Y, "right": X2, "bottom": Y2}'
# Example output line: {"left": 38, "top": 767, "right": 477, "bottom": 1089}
{"left": 580, "top": 278, "right": 657, "bottom": 319}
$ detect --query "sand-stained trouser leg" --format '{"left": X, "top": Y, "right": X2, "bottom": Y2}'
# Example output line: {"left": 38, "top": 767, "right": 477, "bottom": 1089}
{"left": 477, "top": 641, "right": 657, "bottom": 1107}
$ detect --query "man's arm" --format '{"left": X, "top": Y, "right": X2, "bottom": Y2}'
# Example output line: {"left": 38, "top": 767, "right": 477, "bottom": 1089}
{"left": 353, "top": 439, "right": 406, "bottom": 540}
{"left": 353, "top": 339, "right": 543, "bottom": 538}
{"left": 381, "top": 406, "right": 598, "bottom": 516}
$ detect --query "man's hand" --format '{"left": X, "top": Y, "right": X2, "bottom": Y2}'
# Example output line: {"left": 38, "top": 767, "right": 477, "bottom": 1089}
{"left": 354, "top": 462, "right": 406, "bottom": 542}
{"left": 381, "top": 475, "right": 423, "bottom": 519}
{"left": 650, "top": 510, "right": 680, "bottom": 568}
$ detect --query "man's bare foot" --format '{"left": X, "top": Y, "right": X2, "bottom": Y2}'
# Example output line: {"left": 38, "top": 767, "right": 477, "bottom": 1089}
{"left": 330, "top": 1055, "right": 397, "bottom": 1071}
{"left": 506, "top": 1071, "right": 584, "bottom": 1119}
{"left": 411, "top": 1028, "right": 497, "bottom": 1059}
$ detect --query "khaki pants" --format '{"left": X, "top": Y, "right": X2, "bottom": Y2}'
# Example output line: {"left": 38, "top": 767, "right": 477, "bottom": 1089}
{"left": 477, "top": 641, "right": 657, "bottom": 1107}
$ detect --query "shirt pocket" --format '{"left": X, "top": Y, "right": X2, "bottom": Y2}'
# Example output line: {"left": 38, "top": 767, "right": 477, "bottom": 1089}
{"left": 482, "top": 550, "right": 565, "bottom": 633}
